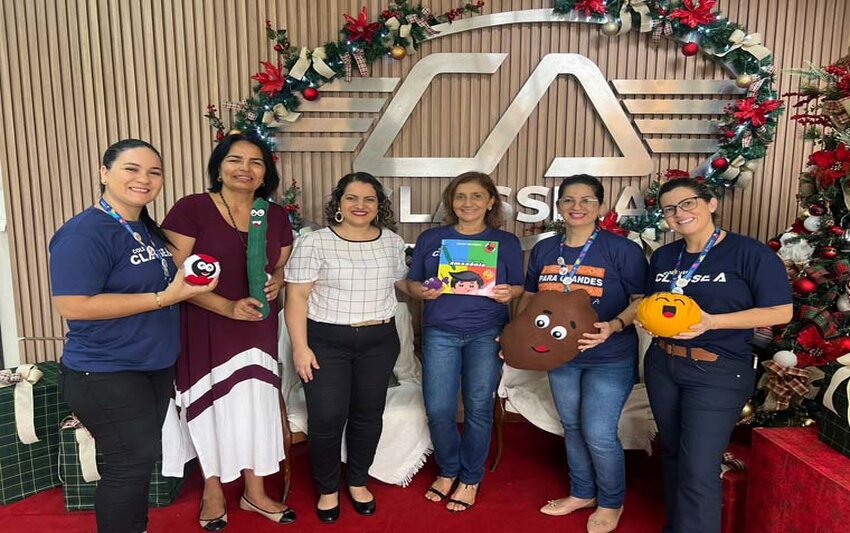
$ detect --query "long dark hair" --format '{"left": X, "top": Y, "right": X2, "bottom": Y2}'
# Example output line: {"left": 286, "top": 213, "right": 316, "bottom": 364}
{"left": 557, "top": 174, "right": 605, "bottom": 203}
{"left": 441, "top": 171, "right": 505, "bottom": 228}
{"left": 324, "top": 172, "right": 396, "bottom": 230}
{"left": 207, "top": 132, "right": 280, "bottom": 199}
{"left": 100, "top": 139, "right": 171, "bottom": 246}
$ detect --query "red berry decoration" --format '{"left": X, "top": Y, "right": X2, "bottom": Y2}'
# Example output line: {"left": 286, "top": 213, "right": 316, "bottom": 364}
{"left": 646, "top": 196, "right": 657, "bottom": 206}
{"left": 711, "top": 157, "right": 730, "bottom": 171}
{"left": 809, "top": 204, "right": 826, "bottom": 216}
{"left": 302, "top": 87, "right": 319, "bottom": 101}
{"left": 830, "top": 225, "right": 845, "bottom": 236}
{"left": 793, "top": 278, "right": 818, "bottom": 294}
{"left": 682, "top": 42, "right": 699, "bottom": 57}
{"left": 767, "top": 239, "right": 781, "bottom": 252}
{"left": 819, "top": 246, "right": 838, "bottom": 259}
{"left": 724, "top": 130, "right": 736, "bottom": 139}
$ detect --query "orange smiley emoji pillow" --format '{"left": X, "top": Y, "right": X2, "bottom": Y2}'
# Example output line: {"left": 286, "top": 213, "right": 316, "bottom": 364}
{"left": 500, "top": 290, "right": 599, "bottom": 371}
{"left": 636, "top": 292, "right": 703, "bottom": 338}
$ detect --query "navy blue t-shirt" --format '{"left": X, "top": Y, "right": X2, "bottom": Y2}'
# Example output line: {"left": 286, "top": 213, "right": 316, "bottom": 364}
{"left": 49, "top": 207, "right": 179, "bottom": 372}
{"left": 524, "top": 230, "right": 647, "bottom": 364}
{"left": 408, "top": 225, "right": 524, "bottom": 333}
{"left": 646, "top": 232, "right": 792, "bottom": 361}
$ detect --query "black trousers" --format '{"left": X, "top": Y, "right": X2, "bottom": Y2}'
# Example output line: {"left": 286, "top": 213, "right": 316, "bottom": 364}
{"left": 303, "top": 319, "right": 399, "bottom": 494}
{"left": 644, "top": 344, "right": 755, "bottom": 533}
{"left": 59, "top": 362, "right": 174, "bottom": 533}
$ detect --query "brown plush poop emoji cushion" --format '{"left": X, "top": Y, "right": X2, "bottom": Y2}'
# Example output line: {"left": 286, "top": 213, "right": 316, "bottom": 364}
{"left": 500, "top": 290, "right": 599, "bottom": 371}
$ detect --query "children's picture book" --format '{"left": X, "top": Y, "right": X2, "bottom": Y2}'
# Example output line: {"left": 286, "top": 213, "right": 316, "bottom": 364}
{"left": 433, "top": 239, "right": 499, "bottom": 297}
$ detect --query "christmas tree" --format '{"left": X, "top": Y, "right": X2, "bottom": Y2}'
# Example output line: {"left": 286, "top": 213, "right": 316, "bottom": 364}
{"left": 747, "top": 49, "right": 850, "bottom": 427}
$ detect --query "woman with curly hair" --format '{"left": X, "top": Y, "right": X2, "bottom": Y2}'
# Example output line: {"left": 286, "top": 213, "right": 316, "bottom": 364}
{"left": 284, "top": 172, "right": 408, "bottom": 523}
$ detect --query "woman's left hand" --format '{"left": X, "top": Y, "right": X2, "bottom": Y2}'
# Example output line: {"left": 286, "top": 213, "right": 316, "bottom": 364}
{"left": 265, "top": 271, "right": 285, "bottom": 301}
{"left": 490, "top": 284, "right": 513, "bottom": 304}
{"left": 578, "top": 321, "right": 613, "bottom": 352}
{"left": 673, "top": 311, "right": 714, "bottom": 340}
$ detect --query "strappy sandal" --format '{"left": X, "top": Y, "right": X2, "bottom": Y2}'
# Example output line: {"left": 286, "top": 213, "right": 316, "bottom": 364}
{"left": 446, "top": 482, "right": 479, "bottom": 512}
{"left": 425, "top": 476, "right": 455, "bottom": 502}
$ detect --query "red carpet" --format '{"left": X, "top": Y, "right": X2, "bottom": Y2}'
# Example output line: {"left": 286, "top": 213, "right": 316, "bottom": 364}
{"left": 0, "top": 423, "right": 665, "bottom": 532}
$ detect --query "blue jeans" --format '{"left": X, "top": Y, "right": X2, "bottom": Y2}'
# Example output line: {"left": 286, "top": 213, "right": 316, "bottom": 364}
{"left": 422, "top": 326, "right": 503, "bottom": 485}
{"left": 548, "top": 356, "right": 636, "bottom": 508}
{"left": 644, "top": 344, "right": 755, "bottom": 533}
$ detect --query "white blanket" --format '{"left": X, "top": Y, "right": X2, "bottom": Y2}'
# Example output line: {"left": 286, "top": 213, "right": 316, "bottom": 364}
{"left": 278, "top": 302, "right": 432, "bottom": 486}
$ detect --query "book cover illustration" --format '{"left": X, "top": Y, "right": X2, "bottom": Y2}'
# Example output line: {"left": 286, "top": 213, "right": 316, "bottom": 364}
{"left": 433, "top": 239, "right": 499, "bottom": 297}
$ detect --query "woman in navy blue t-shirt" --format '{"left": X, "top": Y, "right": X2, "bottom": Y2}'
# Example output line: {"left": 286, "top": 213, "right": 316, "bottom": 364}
{"left": 49, "top": 140, "right": 216, "bottom": 533}
{"left": 643, "top": 178, "right": 792, "bottom": 533}
{"left": 521, "top": 174, "right": 646, "bottom": 532}
{"left": 407, "top": 172, "right": 524, "bottom": 512}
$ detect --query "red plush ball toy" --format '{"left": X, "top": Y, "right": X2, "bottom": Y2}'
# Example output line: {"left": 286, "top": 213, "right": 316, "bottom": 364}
{"left": 183, "top": 254, "right": 221, "bottom": 285}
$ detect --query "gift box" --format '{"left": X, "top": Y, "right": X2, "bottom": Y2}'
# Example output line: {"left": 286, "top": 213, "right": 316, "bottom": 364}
{"left": 59, "top": 418, "right": 189, "bottom": 511}
{"left": 0, "top": 362, "right": 71, "bottom": 505}
{"left": 818, "top": 356, "right": 850, "bottom": 458}
{"left": 721, "top": 443, "right": 749, "bottom": 533}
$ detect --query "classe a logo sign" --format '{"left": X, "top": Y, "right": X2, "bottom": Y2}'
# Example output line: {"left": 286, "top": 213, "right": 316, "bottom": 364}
{"left": 277, "top": 10, "right": 744, "bottom": 224}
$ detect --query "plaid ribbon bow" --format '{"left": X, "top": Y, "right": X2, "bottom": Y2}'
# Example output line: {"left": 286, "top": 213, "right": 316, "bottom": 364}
{"left": 762, "top": 360, "right": 812, "bottom": 411}
{"left": 0, "top": 369, "right": 23, "bottom": 385}
{"left": 748, "top": 65, "right": 776, "bottom": 98}
{"left": 61, "top": 415, "right": 101, "bottom": 482}
{"left": 406, "top": 8, "right": 439, "bottom": 36}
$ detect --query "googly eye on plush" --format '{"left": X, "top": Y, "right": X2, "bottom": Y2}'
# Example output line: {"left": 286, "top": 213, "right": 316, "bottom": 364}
{"left": 534, "top": 314, "right": 550, "bottom": 328}
{"left": 550, "top": 326, "right": 567, "bottom": 340}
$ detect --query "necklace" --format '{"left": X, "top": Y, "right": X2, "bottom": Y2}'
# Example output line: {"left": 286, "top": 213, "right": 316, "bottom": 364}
{"left": 557, "top": 228, "right": 599, "bottom": 291}
{"left": 218, "top": 191, "right": 247, "bottom": 250}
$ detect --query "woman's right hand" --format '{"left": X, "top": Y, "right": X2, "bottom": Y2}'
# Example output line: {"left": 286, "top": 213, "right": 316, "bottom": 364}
{"left": 161, "top": 269, "right": 219, "bottom": 304}
{"left": 226, "top": 297, "right": 265, "bottom": 321}
{"left": 418, "top": 286, "right": 443, "bottom": 300}
{"left": 293, "top": 347, "right": 320, "bottom": 382}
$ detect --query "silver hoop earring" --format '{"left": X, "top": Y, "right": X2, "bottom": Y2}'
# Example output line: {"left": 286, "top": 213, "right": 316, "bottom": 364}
{"left": 334, "top": 209, "right": 344, "bottom": 223}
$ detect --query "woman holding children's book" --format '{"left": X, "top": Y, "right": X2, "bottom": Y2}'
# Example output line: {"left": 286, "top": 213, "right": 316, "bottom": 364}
{"left": 407, "top": 171, "right": 524, "bottom": 512}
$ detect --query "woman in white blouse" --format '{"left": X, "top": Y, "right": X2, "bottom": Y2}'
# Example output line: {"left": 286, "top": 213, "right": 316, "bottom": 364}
{"left": 284, "top": 172, "right": 408, "bottom": 523}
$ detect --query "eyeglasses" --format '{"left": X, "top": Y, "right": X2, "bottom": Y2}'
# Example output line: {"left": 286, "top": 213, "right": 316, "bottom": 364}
{"left": 557, "top": 197, "right": 600, "bottom": 208}
{"left": 660, "top": 196, "right": 704, "bottom": 217}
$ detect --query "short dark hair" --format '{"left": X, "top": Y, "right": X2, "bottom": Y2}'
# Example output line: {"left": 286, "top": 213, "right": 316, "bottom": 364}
{"left": 657, "top": 177, "right": 715, "bottom": 201}
{"left": 324, "top": 172, "right": 396, "bottom": 230}
{"left": 557, "top": 174, "right": 604, "bottom": 203}
{"left": 100, "top": 139, "right": 170, "bottom": 246}
{"left": 441, "top": 172, "right": 504, "bottom": 228}
{"left": 207, "top": 132, "right": 280, "bottom": 199}
{"left": 449, "top": 270, "right": 484, "bottom": 288}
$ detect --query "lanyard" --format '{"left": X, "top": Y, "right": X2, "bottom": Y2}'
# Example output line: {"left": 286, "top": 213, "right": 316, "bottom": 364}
{"left": 670, "top": 228, "right": 721, "bottom": 294}
{"left": 98, "top": 197, "right": 172, "bottom": 288}
{"left": 557, "top": 228, "right": 598, "bottom": 292}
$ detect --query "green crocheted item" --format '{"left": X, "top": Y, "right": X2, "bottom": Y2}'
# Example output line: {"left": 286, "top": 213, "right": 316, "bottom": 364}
{"left": 247, "top": 197, "right": 270, "bottom": 319}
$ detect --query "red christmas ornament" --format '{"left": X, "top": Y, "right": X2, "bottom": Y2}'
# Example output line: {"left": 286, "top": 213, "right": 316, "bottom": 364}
{"left": 724, "top": 130, "right": 736, "bottom": 138}
{"left": 819, "top": 246, "right": 838, "bottom": 259}
{"left": 302, "top": 87, "right": 319, "bottom": 101}
{"left": 829, "top": 225, "right": 845, "bottom": 236}
{"left": 809, "top": 204, "right": 826, "bottom": 216}
{"left": 767, "top": 239, "right": 781, "bottom": 252}
{"left": 681, "top": 42, "right": 699, "bottom": 57}
{"left": 711, "top": 157, "right": 730, "bottom": 171}
{"left": 646, "top": 196, "right": 657, "bottom": 206}
{"left": 793, "top": 277, "right": 818, "bottom": 294}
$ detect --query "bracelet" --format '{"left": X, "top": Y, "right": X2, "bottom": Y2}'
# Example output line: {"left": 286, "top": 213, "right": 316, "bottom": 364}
{"left": 612, "top": 316, "right": 626, "bottom": 332}
{"left": 154, "top": 292, "right": 163, "bottom": 309}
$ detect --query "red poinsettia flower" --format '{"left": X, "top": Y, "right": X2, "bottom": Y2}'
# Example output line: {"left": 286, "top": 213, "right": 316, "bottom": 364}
{"left": 251, "top": 61, "right": 285, "bottom": 96}
{"left": 573, "top": 0, "right": 606, "bottom": 17}
{"left": 809, "top": 143, "right": 850, "bottom": 188}
{"left": 598, "top": 210, "right": 628, "bottom": 236}
{"left": 343, "top": 6, "right": 382, "bottom": 44}
{"left": 669, "top": 0, "right": 717, "bottom": 28}
{"left": 733, "top": 97, "right": 783, "bottom": 127}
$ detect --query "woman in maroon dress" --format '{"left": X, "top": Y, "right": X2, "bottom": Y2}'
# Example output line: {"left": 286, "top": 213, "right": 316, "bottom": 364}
{"left": 162, "top": 132, "right": 296, "bottom": 529}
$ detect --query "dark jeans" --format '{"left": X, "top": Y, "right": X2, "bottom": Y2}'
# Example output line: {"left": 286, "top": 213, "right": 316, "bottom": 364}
{"left": 644, "top": 344, "right": 755, "bottom": 533}
{"left": 59, "top": 362, "right": 174, "bottom": 533}
{"left": 303, "top": 319, "right": 399, "bottom": 494}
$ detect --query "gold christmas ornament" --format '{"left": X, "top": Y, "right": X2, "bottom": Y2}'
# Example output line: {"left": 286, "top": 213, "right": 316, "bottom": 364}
{"left": 601, "top": 22, "right": 620, "bottom": 36}
{"left": 390, "top": 45, "right": 407, "bottom": 60}
{"left": 735, "top": 74, "right": 753, "bottom": 88}
{"left": 740, "top": 401, "right": 755, "bottom": 420}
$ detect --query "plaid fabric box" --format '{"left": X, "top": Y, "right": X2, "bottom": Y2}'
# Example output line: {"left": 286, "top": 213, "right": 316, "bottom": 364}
{"left": 818, "top": 361, "right": 850, "bottom": 458}
{"left": 0, "top": 362, "right": 71, "bottom": 505}
{"left": 59, "top": 424, "right": 188, "bottom": 511}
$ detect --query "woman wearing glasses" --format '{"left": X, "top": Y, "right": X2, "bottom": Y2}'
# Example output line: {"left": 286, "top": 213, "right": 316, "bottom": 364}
{"left": 643, "top": 178, "right": 792, "bottom": 533}
{"left": 521, "top": 174, "right": 646, "bottom": 532}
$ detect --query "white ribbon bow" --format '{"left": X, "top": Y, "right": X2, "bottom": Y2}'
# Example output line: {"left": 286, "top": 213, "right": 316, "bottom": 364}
{"left": 262, "top": 103, "right": 300, "bottom": 127}
{"left": 823, "top": 353, "right": 850, "bottom": 423}
{"left": 617, "top": 0, "right": 653, "bottom": 35}
{"left": 627, "top": 229, "right": 661, "bottom": 258}
{"left": 0, "top": 364, "right": 43, "bottom": 444}
{"left": 288, "top": 46, "right": 337, "bottom": 81}
{"left": 61, "top": 415, "right": 100, "bottom": 482}
{"left": 715, "top": 30, "right": 771, "bottom": 61}
{"left": 720, "top": 155, "right": 760, "bottom": 188}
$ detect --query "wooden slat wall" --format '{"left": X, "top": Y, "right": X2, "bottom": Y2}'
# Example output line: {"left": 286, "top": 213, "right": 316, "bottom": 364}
{"left": 0, "top": 0, "right": 846, "bottom": 363}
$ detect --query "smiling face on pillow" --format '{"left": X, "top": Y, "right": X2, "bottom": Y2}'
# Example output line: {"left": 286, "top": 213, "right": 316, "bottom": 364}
{"left": 636, "top": 292, "right": 702, "bottom": 338}
{"left": 499, "top": 290, "right": 599, "bottom": 371}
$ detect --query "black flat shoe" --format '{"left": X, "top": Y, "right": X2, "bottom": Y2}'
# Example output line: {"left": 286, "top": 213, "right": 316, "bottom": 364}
{"left": 348, "top": 487, "right": 376, "bottom": 516}
{"left": 199, "top": 500, "right": 228, "bottom": 531}
{"left": 316, "top": 504, "right": 340, "bottom": 523}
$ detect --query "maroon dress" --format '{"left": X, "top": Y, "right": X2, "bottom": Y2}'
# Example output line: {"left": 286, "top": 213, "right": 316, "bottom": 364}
{"left": 160, "top": 193, "right": 293, "bottom": 482}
